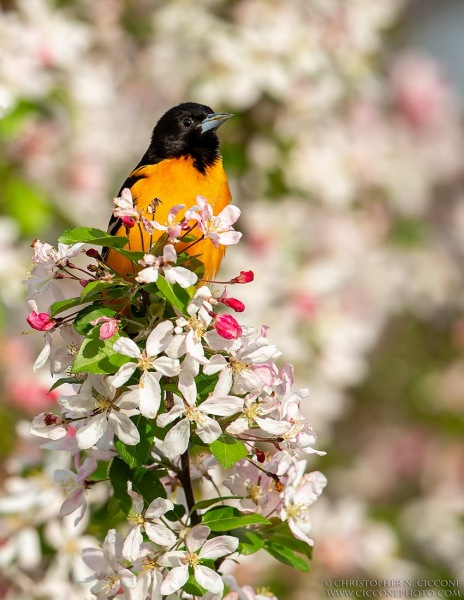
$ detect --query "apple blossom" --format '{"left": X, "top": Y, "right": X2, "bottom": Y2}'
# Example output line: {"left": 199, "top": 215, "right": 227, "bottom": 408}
{"left": 185, "top": 196, "right": 242, "bottom": 248}
{"left": 110, "top": 321, "right": 179, "bottom": 418}
{"left": 159, "top": 525, "right": 239, "bottom": 596}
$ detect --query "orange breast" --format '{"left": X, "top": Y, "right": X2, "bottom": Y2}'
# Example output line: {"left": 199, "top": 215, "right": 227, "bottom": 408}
{"left": 105, "top": 156, "right": 232, "bottom": 281}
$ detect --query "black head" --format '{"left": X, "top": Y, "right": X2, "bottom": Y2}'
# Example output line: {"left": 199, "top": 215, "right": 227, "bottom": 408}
{"left": 143, "top": 102, "right": 232, "bottom": 173}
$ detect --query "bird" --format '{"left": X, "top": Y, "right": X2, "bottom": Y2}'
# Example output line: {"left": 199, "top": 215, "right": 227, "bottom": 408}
{"left": 103, "top": 102, "right": 233, "bottom": 281}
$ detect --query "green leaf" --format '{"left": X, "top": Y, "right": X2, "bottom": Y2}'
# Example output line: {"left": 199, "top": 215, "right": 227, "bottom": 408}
{"left": 132, "top": 467, "right": 166, "bottom": 504}
{"left": 263, "top": 540, "right": 310, "bottom": 572}
{"left": 49, "top": 376, "right": 84, "bottom": 391}
{"left": 165, "top": 503, "right": 186, "bottom": 522}
{"left": 191, "top": 496, "right": 242, "bottom": 512}
{"left": 201, "top": 506, "right": 271, "bottom": 531}
{"left": 108, "top": 457, "right": 132, "bottom": 514}
{"left": 73, "top": 305, "right": 117, "bottom": 336}
{"left": 196, "top": 373, "right": 219, "bottom": 403}
{"left": 184, "top": 574, "right": 206, "bottom": 597}
{"left": 112, "top": 248, "right": 146, "bottom": 263}
{"left": 155, "top": 276, "right": 191, "bottom": 314}
{"left": 261, "top": 521, "right": 313, "bottom": 561}
{"left": 59, "top": 227, "right": 128, "bottom": 247}
{"left": 71, "top": 328, "right": 131, "bottom": 374}
{"left": 108, "top": 458, "right": 166, "bottom": 515}
{"left": 210, "top": 434, "right": 248, "bottom": 469}
{"left": 114, "top": 416, "right": 156, "bottom": 469}
{"left": 79, "top": 280, "right": 126, "bottom": 300}
{"left": 234, "top": 528, "right": 265, "bottom": 556}
{"left": 50, "top": 297, "right": 86, "bottom": 317}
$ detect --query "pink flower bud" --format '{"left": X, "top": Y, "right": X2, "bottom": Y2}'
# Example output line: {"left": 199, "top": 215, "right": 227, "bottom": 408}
{"left": 214, "top": 313, "right": 242, "bottom": 340}
{"left": 121, "top": 216, "right": 136, "bottom": 229}
{"left": 90, "top": 316, "right": 119, "bottom": 340}
{"left": 230, "top": 270, "right": 254, "bottom": 284}
{"left": 27, "top": 311, "right": 56, "bottom": 332}
{"left": 219, "top": 297, "right": 245, "bottom": 313}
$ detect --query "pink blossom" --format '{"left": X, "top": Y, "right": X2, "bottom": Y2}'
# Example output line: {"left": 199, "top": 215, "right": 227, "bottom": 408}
{"left": 27, "top": 310, "right": 56, "bottom": 331}
{"left": 90, "top": 316, "right": 119, "bottom": 340}
{"left": 230, "top": 270, "right": 254, "bottom": 284}
{"left": 186, "top": 196, "right": 242, "bottom": 248}
{"left": 214, "top": 313, "right": 242, "bottom": 340}
{"left": 54, "top": 456, "right": 98, "bottom": 525}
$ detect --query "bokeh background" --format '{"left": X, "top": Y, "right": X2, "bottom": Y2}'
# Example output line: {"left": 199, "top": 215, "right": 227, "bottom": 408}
{"left": 1, "top": 0, "right": 464, "bottom": 597}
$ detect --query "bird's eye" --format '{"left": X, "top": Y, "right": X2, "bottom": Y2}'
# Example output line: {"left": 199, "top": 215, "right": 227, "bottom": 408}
{"left": 183, "top": 118, "right": 192, "bottom": 128}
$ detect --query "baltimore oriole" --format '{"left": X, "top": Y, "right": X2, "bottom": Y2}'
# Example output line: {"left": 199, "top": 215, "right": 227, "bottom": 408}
{"left": 103, "top": 102, "right": 232, "bottom": 280}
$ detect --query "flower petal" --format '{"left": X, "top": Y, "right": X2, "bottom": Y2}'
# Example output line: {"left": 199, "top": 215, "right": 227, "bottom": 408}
{"left": 199, "top": 535, "right": 239, "bottom": 560}
{"left": 144, "top": 522, "right": 177, "bottom": 546}
{"left": 195, "top": 565, "right": 224, "bottom": 595}
{"left": 109, "top": 412, "right": 140, "bottom": 445}
{"left": 146, "top": 320, "right": 174, "bottom": 356}
{"left": 160, "top": 564, "right": 189, "bottom": 596}
{"left": 186, "top": 525, "right": 210, "bottom": 553}
{"left": 139, "top": 371, "right": 162, "bottom": 419}
{"left": 162, "top": 419, "right": 190, "bottom": 460}
{"left": 122, "top": 525, "right": 143, "bottom": 562}
{"left": 113, "top": 337, "right": 141, "bottom": 359}
{"left": 76, "top": 413, "right": 108, "bottom": 449}
{"left": 107, "top": 362, "right": 137, "bottom": 388}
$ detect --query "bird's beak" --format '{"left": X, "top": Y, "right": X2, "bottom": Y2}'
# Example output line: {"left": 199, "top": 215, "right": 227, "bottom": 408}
{"left": 199, "top": 112, "right": 233, "bottom": 134}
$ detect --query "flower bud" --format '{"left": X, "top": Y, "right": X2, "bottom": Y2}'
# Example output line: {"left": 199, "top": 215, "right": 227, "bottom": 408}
{"left": 27, "top": 311, "right": 56, "bottom": 332}
{"left": 230, "top": 270, "right": 254, "bottom": 284}
{"left": 90, "top": 316, "right": 119, "bottom": 340}
{"left": 219, "top": 297, "right": 245, "bottom": 313}
{"left": 121, "top": 216, "right": 136, "bottom": 229}
{"left": 214, "top": 313, "right": 242, "bottom": 340}
{"left": 255, "top": 449, "right": 266, "bottom": 463}
{"left": 85, "top": 248, "right": 102, "bottom": 259}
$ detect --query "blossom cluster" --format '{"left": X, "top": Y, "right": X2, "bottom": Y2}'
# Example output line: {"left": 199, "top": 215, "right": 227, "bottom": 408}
{"left": 1, "top": 0, "right": 464, "bottom": 590}
{"left": 19, "top": 194, "right": 326, "bottom": 599}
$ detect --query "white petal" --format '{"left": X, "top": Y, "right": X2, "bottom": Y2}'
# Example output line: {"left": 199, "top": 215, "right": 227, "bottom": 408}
{"left": 146, "top": 321, "right": 174, "bottom": 356}
{"left": 225, "top": 417, "right": 249, "bottom": 435}
{"left": 162, "top": 419, "right": 190, "bottom": 460}
{"left": 109, "top": 412, "right": 140, "bottom": 445}
{"left": 157, "top": 404, "right": 185, "bottom": 427}
{"left": 165, "top": 266, "right": 198, "bottom": 288}
{"left": 107, "top": 362, "right": 137, "bottom": 388}
{"left": 197, "top": 416, "right": 222, "bottom": 444}
{"left": 139, "top": 371, "right": 162, "bottom": 418}
{"left": 186, "top": 525, "right": 210, "bottom": 553}
{"left": 33, "top": 334, "right": 51, "bottom": 372}
{"left": 145, "top": 497, "right": 174, "bottom": 519}
{"left": 122, "top": 525, "right": 143, "bottom": 562}
{"left": 144, "top": 522, "right": 176, "bottom": 546}
{"left": 217, "top": 231, "right": 242, "bottom": 246}
{"left": 113, "top": 337, "right": 141, "bottom": 359}
{"left": 219, "top": 204, "right": 241, "bottom": 226}
{"left": 136, "top": 266, "right": 159, "bottom": 284}
{"left": 163, "top": 244, "right": 177, "bottom": 263}
{"left": 195, "top": 565, "right": 224, "bottom": 595}
{"left": 200, "top": 395, "right": 243, "bottom": 416}
{"left": 160, "top": 564, "right": 189, "bottom": 596}
{"left": 76, "top": 413, "right": 108, "bottom": 449}
{"left": 59, "top": 488, "right": 84, "bottom": 517}
{"left": 203, "top": 355, "right": 227, "bottom": 375}
{"left": 199, "top": 535, "right": 239, "bottom": 560}
{"left": 152, "top": 355, "right": 180, "bottom": 376}
{"left": 255, "top": 417, "right": 290, "bottom": 435}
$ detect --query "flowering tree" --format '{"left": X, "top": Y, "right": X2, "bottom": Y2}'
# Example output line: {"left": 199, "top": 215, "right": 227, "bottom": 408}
{"left": 23, "top": 192, "right": 326, "bottom": 599}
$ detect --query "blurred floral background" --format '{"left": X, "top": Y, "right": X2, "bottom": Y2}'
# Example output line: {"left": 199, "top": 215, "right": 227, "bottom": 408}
{"left": 1, "top": 0, "right": 464, "bottom": 597}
